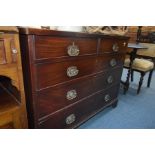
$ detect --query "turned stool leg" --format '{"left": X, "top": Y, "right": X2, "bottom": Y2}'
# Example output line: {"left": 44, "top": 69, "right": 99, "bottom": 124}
{"left": 137, "top": 72, "right": 145, "bottom": 94}
{"left": 124, "top": 68, "right": 131, "bottom": 94}
{"left": 147, "top": 69, "right": 153, "bottom": 88}
{"left": 131, "top": 70, "right": 134, "bottom": 82}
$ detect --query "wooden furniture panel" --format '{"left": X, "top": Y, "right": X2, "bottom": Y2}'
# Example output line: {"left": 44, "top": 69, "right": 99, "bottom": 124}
{"left": 0, "top": 122, "right": 14, "bottom": 129}
{"left": 35, "top": 36, "right": 98, "bottom": 60}
{"left": 0, "top": 34, "right": 18, "bottom": 64}
{"left": 0, "top": 84, "right": 26, "bottom": 129}
{"left": 0, "top": 27, "right": 28, "bottom": 129}
{"left": 19, "top": 28, "right": 129, "bottom": 128}
{"left": 0, "top": 65, "right": 19, "bottom": 89}
{"left": 0, "top": 33, "right": 19, "bottom": 89}
{"left": 0, "top": 39, "right": 6, "bottom": 64}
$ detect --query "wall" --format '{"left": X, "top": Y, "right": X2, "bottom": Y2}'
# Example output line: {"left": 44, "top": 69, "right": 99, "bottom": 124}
{"left": 127, "top": 26, "right": 155, "bottom": 42}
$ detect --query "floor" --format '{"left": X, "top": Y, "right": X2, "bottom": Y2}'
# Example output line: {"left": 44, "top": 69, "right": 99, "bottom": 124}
{"left": 79, "top": 69, "right": 155, "bottom": 129}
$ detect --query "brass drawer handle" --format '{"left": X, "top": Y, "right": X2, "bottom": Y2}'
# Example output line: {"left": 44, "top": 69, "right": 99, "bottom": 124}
{"left": 107, "top": 75, "right": 113, "bottom": 84}
{"left": 67, "top": 66, "right": 79, "bottom": 77}
{"left": 104, "top": 94, "right": 111, "bottom": 102}
{"left": 66, "top": 90, "right": 77, "bottom": 100}
{"left": 67, "top": 42, "right": 80, "bottom": 56}
{"left": 66, "top": 114, "right": 76, "bottom": 125}
{"left": 112, "top": 43, "right": 119, "bottom": 52}
{"left": 110, "top": 58, "right": 117, "bottom": 67}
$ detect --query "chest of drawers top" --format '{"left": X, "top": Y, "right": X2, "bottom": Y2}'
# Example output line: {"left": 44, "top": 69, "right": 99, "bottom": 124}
{"left": 19, "top": 27, "right": 129, "bottom": 38}
{"left": 19, "top": 28, "right": 129, "bottom": 61}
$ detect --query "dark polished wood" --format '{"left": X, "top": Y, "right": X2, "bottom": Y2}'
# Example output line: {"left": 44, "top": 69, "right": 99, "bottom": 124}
{"left": 39, "top": 84, "right": 119, "bottom": 129}
{"left": 35, "top": 36, "right": 98, "bottom": 60}
{"left": 37, "top": 67, "right": 122, "bottom": 119}
{"left": 35, "top": 53, "right": 124, "bottom": 90}
{"left": 19, "top": 28, "right": 129, "bottom": 128}
{"left": 99, "top": 38, "right": 128, "bottom": 53}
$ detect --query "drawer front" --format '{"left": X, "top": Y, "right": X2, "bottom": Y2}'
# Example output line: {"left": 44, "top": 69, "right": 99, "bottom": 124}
{"left": 95, "top": 85, "right": 119, "bottom": 107}
{"left": 38, "top": 84, "right": 119, "bottom": 129}
{"left": 96, "top": 54, "right": 124, "bottom": 71}
{"left": 93, "top": 67, "right": 122, "bottom": 92}
{"left": 36, "top": 57, "right": 97, "bottom": 90}
{"left": 99, "top": 38, "right": 128, "bottom": 53}
{"left": 37, "top": 67, "right": 122, "bottom": 118}
{"left": 35, "top": 54, "right": 124, "bottom": 90}
{"left": 37, "top": 76, "right": 94, "bottom": 119}
{"left": 35, "top": 36, "right": 98, "bottom": 60}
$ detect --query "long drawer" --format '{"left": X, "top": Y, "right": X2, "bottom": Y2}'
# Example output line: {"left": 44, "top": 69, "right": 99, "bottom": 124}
{"left": 37, "top": 67, "right": 122, "bottom": 119}
{"left": 38, "top": 84, "right": 119, "bottom": 129}
{"left": 34, "top": 53, "right": 124, "bottom": 90}
{"left": 35, "top": 36, "right": 98, "bottom": 60}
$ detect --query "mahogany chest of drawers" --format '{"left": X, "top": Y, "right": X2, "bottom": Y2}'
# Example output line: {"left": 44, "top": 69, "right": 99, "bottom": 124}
{"left": 19, "top": 28, "right": 129, "bottom": 129}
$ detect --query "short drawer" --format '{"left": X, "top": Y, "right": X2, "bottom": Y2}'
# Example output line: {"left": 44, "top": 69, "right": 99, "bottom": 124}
{"left": 93, "top": 67, "right": 122, "bottom": 92}
{"left": 95, "top": 84, "right": 119, "bottom": 109}
{"left": 35, "top": 54, "right": 124, "bottom": 90}
{"left": 96, "top": 53, "right": 124, "bottom": 71}
{"left": 99, "top": 38, "right": 128, "bottom": 53}
{"left": 38, "top": 84, "right": 119, "bottom": 129}
{"left": 37, "top": 67, "right": 122, "bottom": 118}
{"left": 35, "top": 36, "right": 98, "bottom": 60}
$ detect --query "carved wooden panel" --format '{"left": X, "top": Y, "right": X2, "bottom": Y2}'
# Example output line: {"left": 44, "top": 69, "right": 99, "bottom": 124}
{"left": 0, "top": 34, "right": 18, "bottom": 65}
{"left": 0, "top": 39, "right": 6, "bottom": 64}
{"left": 10, "top": 38, "right": 18, "bottom": 63}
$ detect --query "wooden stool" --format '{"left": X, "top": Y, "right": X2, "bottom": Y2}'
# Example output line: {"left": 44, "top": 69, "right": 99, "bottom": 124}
{"left": 124, "top": 58, "right": 154, "bottom": 94}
